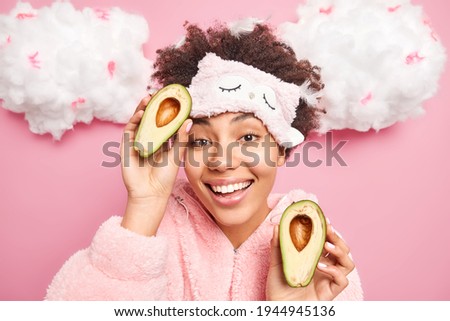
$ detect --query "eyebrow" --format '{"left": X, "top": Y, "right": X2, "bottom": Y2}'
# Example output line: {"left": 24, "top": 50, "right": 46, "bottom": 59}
{"left": 230, "top": 113, "right": 256, "bottom": 123}
{"left": 192, "top": 118, "right": 211, "bottom": 126}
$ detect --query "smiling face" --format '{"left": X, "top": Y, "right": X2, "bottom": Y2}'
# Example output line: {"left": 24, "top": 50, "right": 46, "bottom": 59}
{"left": 184, "top": 112, "right": 286, "bottom": 247}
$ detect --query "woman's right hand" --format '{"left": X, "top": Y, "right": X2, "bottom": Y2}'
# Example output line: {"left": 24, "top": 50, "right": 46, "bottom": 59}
{"left": 120, "top": 96, "right": 192, "bottom": 236}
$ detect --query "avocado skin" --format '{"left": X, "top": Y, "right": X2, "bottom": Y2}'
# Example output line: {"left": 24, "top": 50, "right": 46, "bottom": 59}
{"left": 279, "top": 200, "right": 327, "bottom": 287}
{"left": 134, "top": 84, "right": 192, "bottom": 157}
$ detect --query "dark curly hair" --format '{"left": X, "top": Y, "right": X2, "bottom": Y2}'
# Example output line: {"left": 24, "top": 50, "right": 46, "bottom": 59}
{"left": 152, "top": 22, "right": 323, "bottom": 157}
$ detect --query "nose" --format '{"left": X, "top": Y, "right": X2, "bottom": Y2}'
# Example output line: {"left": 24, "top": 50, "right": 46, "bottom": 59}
{"left": 206, "top": 141, "right": 240, "bottom": 172}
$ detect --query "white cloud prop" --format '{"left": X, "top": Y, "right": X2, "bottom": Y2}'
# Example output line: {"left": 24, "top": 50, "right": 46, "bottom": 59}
{"left": 280, "top": 0, "right": 447, "bottom": 133}
{"left": 0, "top": 2, "right": 151, "bottom": 139}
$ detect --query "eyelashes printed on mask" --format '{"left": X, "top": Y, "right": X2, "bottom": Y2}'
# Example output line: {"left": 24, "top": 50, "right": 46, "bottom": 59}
{"left": 263, "top": 93, "right": 275, "bottom": 110}
{"left": 218, "top": 84, "right": 276, "bottom": 111}
{"left": 219, "top": 84, "right": 242, "bottom": 92}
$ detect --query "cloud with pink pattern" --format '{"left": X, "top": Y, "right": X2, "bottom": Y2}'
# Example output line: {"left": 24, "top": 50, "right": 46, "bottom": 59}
{"left": 0, "top": 2, "right": 151, "bottom": 139}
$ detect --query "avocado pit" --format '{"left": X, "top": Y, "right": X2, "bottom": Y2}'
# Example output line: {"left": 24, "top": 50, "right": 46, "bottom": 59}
{"left": 156, "top": 98, "right": 181, "bottom": 128}
{"left": 289, "top": 215, "right": 312, "bottom": 252}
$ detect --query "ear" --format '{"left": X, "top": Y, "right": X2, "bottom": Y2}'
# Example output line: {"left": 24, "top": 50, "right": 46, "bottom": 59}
{"left": 277, "top": 146, "right": 287, "bottom": 167}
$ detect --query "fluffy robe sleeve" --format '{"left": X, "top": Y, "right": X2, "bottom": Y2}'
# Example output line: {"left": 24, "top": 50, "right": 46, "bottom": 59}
{"left": 45, "top": 216, "right": 170, "bottom": 300}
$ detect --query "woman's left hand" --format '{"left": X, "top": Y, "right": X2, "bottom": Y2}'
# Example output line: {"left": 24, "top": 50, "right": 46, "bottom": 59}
{"left": 266, "top": 219, "right": 355, "bottom": 301}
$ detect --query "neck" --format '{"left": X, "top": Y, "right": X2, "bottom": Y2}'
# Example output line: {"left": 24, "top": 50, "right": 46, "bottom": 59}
{"left": 219, "top": 204, "right": 272, "bottom": 250}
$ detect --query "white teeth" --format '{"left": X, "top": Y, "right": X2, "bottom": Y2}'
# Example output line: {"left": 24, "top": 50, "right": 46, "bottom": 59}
{"left": 210, "top": 181, "right": 252, "bottom": 194}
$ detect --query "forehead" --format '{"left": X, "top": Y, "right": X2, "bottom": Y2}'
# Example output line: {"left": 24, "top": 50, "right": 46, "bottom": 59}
{"left": 192, "top": 112, "right": 264, "bottom": 126}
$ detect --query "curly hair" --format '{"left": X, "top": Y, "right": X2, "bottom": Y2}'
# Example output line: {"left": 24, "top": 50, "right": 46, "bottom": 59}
{"left": 152, "top": 22, "right": 323, "bottom": 156}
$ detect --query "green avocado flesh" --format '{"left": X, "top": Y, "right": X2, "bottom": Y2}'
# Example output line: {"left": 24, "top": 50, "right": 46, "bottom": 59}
{"left": 134, "top": 84, "right": 192, "bottom": 157}
{"left": 279, "top": 200, "right": 327, "bottom": 287}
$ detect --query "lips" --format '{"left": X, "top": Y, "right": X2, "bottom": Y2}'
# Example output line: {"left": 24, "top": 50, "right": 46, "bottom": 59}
{"left": 204, "top": 179, "right": 254, "bottom": 207}
{"left": 208, "top": 181, "right": 252, "bottom": 194}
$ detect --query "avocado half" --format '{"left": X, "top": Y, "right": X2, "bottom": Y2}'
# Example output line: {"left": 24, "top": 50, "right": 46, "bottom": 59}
{"left": 279, "top": 200, "right": 327, "bottom": 287}
{"left": 134, "top": 84, "right": 192, "bottom": 157}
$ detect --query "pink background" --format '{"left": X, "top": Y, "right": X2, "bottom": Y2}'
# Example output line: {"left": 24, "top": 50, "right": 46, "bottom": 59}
{"left": 0, "top": 0, "right": 449, "bottom": 301}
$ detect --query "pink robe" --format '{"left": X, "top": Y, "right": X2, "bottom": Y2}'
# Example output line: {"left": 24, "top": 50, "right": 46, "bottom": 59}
{"left": 46, "top": 179, "right": 363, "bottom": 300}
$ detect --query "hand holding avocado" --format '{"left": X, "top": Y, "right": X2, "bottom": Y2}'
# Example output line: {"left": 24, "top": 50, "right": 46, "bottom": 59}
{"left": 266, "top": 201, "right": 355, "bottom": 300}
{"left": 120, "top": 91, "right": 192, "bottom": 236}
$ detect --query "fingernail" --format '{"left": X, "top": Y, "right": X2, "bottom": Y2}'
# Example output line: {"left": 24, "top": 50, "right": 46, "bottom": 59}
{"left": 147, "top": 87, "right": 157, "bottom": 95}
{"left": 318, "top": 262, "right": 327, "bottom": 268}
{"left": 326, "top": 217, "right": 331, "bottom": 225}
{"left": 326, "top": 241, "right": 335, "bottom": 249}
{"left": 335, "top": 230, "right": 344, "bottom": 239}
{"left": 186, "top": 121, "right": 193, "bottom": 133}
{"left": 330, "top": 224, "right": 335, "bottom": 234}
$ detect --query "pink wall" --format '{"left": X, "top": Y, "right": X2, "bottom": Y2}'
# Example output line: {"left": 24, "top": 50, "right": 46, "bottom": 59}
{"left": 1, "top": 0, "right": 449, "bottom": 300}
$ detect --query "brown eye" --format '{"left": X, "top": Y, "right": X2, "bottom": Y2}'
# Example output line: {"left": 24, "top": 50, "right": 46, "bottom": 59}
{"left": 240, "top": 134, "right": 259, "bottom": 143}
{"left": 191, "top": 139, "right": 211, "bottom": 148}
